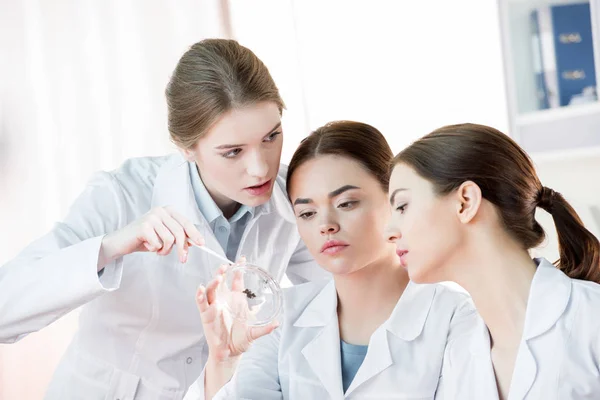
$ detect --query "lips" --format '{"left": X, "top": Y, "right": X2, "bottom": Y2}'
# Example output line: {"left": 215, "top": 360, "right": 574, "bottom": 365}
{"left": 244, "top": 179, "right": 272, "bottom": 196}
{"left": 396, "top": 249, "right": 408, "bottom": 258}
{"left": 320, "top": 240, "right": 349, "bottom": 255}
{"left": 396, "top": 249, "right": 408, "bottom": 266}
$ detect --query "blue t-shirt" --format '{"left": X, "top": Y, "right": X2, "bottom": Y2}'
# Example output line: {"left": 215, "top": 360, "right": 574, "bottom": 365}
{"left": 340, "top": 340, "right": 369, "bottom": 393}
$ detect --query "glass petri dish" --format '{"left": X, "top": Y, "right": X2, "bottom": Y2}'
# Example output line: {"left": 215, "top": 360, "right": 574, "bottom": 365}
{"left": 217, "top": 263, "right": 283, "bottom": 326}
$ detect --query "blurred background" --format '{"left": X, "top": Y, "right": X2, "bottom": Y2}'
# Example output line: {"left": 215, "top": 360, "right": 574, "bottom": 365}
{"left": 1, "top": 0, "right": 599, "bottom": 398}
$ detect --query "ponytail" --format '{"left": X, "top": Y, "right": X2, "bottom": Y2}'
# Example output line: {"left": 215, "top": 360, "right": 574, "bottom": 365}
{"left": 537, "top": 186, "right": 600, "bottom": 283}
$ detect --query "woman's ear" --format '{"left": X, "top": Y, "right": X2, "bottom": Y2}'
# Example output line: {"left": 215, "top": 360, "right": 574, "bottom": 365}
{"left": 179, "top": 147, "right": 196, "bottom": 162}
{"left": 455, "top": 181, "right": 482, "bottom": 224}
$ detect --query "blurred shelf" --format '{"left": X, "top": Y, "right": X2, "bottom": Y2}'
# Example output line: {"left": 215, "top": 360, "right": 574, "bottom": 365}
{"left": 499, "top": 0, "right": 600, "bottom": 160}
{"left": 529, "top": 144, "right": 600, "bottom": 162}
{"left": 516, "top": 102, "right": 600, "bottom": 126}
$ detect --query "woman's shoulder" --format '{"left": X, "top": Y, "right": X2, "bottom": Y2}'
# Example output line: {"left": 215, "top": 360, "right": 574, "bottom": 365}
{"left": 425, "top": 282, "right": 474, "bottom": 314}
{"left": 109, "top": 154, "right": 182, "bottom": 184}
{"left": 570, "top": 276, "right": 600, "bottom": 329}
{"left": 571, "top": 275, "right": 600, "bottom": 298}
{"left": 280, "top": 279, "right": 334, "bottom": 324}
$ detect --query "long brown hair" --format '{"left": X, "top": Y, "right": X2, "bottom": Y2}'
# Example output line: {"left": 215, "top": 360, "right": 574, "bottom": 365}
{"left": 287, "top": 121, "right": 393, "bottom": 194}
{"left": 392, "top": 123, "right": 600, "bottom": 283}
{"left": 165, "top": 39, "right": 285, "bottom": 149}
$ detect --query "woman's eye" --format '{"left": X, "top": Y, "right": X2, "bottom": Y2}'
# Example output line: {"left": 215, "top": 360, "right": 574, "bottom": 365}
{"left": 298, "top": 211, "right": 315, "bottom": 220}
{"left": 339, "top": 201, "right": 358, "bottom": 209}
{"left": 264, "top": 131, "right": 282, "bottom": 142}
{"left": 222, "top": 148, "right": 242, "bottom": 158}
{"left": 396, "top": 203, "right": 407, "bottom": 214}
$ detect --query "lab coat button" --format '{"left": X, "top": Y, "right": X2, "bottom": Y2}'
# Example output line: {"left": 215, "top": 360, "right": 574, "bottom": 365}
{"left": 186, "top": 357, "right": 193, "bottom": 364}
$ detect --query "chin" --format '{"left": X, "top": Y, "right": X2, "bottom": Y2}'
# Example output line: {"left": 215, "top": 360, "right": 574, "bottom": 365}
{"left": 320, "top": 259, "right": 362, "bottom": 276}
{"left": 244, "top": 192, "right": 272, "bottom": 207}
{"left": 407, "top": 263, "right": 442, "bottom": 284}
{"left": 406, "top": 265, "right": 428, "bottom": 284}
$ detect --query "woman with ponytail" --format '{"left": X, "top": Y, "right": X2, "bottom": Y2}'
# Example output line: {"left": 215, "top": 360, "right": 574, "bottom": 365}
{"left": 385, "top": 123, "right": 600, "bottom": 400}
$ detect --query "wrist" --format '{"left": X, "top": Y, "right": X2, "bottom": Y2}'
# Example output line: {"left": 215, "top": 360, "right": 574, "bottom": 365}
{"left": 207, "top": 353, "right": 240, "bottom": 371}
{"left": 98, "top": 233, "right": 122, "bottom": 270}
{"left": 205, "top": 354, "right": 240, "bottom": 399}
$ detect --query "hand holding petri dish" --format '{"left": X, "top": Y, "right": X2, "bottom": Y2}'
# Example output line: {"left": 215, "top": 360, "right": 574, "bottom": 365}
{"left": 217, "top": 263, "right": 283, "bottom": 326}
{"left": 189, "top": 242, "right": 283, "bottom": 327}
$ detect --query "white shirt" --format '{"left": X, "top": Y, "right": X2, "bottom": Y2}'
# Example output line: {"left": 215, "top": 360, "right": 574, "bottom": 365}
{"left": 187, "top": 279, "right": 476, "bottom": 400}
{"left": 0, "top": 154, "right": 329, "bottom": 400}
{"left": 440, "top": 258, "right": 600, "bottom": 400}
{"left": 188, "top": 161, "right": 253, "bottom": 261}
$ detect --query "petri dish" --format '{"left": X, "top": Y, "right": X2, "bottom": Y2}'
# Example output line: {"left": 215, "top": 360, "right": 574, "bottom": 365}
{"left": 216, "top": 263, "right": 283, "bottom": 326}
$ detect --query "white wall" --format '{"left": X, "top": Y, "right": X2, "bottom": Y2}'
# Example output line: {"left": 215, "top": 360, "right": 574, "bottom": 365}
{"left": 0, "top": 1, "right": 228, "bottom": 398}
{"left": 228, "top": 0, "right": 510, "bottom": 160}
{"left": 532, "top": 155, "right": 600, "bottom": 261}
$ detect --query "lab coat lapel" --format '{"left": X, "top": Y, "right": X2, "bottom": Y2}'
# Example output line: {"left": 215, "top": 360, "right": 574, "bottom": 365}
{"left": 508, "top": 258, "right": 571, "bottom": 400}
{"left": 297, "top": 281, "right": 345, "bottom": 399}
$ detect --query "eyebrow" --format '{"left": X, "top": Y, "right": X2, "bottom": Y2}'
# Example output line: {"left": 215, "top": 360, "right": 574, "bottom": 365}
{"left": 389, "top": 188, "right": 408, "bottom": 205}
{"left": 215, "top": 122, "right": 282, "bottom": 150}
{"left": 293, "top": 185, "right": 360, "bottom": 206}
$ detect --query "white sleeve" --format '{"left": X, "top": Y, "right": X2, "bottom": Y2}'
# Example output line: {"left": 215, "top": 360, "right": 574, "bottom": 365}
{"left": 235, "top": 328, "right": 283, "bottom": 400}
{"left": 185, "top": 331, "right": 283, "bottom": 400}
{"left": 436, "top": 297, "right": 477, "bottom": 400}
{"left": 446, "top": 297, "right": 478, "bottom": 343}
{"left": 285, "top": 239, "right": 331, "bottom": 285}
{"left": 434, "top": 375, "right": 445, "bottom": 400}
{"left": 183, "top": 366, "right": 236, "bottom": 400}
{"left": 0, "top": 171, "right": 126, "bottom": 343}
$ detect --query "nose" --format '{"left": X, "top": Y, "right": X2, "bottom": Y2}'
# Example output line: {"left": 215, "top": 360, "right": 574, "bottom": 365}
{"left": 385, "top": 224, "right": 401, "bottom": 243}
{"left": 246, "top": 149, "right": 269, "bottom": 178}
{"left": 319, "top": 221, "right": 340, "bottom": 235}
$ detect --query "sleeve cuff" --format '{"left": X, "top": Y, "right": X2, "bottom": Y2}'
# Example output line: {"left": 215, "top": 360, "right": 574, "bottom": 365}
{"left": 183, "top": 366, "right": 236, "bottom": 400}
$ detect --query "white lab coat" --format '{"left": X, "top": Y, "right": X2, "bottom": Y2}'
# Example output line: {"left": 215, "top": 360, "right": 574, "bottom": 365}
{"left": 440, "top": 258, "right": 600, "bottom": 400}
{"left": 187, "top": 278, "right": 476, "bottom": 400}
{"left": 0, "top": 154, "right": 329, "bottom": 400}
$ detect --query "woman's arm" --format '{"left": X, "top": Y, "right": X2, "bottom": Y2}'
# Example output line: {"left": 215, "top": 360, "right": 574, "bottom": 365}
{"left": 0, "top": 172, "right": 125, "bottom": 342}
{"left": 234, "top": 327, "right": 283, "bottom": 400}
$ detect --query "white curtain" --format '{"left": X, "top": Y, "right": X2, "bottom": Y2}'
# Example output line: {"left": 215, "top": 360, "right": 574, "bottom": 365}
{"left": 0, "top": 0, "right": 510, "bottom": 398}
{"left": 0, "top": 1, "right": 234, "bottom": 398}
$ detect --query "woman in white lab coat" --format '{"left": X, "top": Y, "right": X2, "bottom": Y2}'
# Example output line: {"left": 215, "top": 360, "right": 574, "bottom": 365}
{"left": 386, "top": 123, "right": 600, "bottom": 400}
{"left": 0, "top": 39, "right": 328, "bottom": 400}
{"left": 190, "top": 121, "right": 476, "bottom": 400}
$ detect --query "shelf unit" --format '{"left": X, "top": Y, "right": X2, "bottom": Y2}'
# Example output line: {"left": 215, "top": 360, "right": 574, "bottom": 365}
{"left": 498, "top": 0, "right": 600, "bottom": 160}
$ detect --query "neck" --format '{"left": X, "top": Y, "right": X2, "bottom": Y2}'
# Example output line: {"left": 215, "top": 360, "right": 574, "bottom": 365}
{"left": 219, "top": 201, "right": 241, "bottom": 220}
{"left": 196, "top": 164, "right": 241, "bottom": 219}
{"left": 336, "top": 251, "right": 409, "bottom": 345}
{"left": 451, "top": 235, "right": 537, "bottom": 349}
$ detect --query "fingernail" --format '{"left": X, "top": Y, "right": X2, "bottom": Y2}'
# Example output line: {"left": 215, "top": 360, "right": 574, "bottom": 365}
{"left": 197, "top": 294, "right": 204, "bottom": 302}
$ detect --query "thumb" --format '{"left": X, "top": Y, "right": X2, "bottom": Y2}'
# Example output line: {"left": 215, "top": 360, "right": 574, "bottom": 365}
{"left": 247, "top": 321, "right": 279, "bottom": 342}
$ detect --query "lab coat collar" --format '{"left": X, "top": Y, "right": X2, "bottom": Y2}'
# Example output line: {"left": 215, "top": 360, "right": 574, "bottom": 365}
{"left": 469, "top": 257, "right": 572, "bottom": 355}
{"left": 293, "top": 280, "right": 436, "bottom": 341}
{"left": 523, "top": 258, "right": 572, "bottom": 340}
{"left": 384, "top": 281, "right": 437, "bottom": 341}
{"left": 150, "top": 155, "right": 204, "bottom": 225}
{"left": 293, "top": 280, "right": 337, "bottom": 328}
{"left": 295, "top": 280, "right": 343, "bottom": 398}
{"left": 346, "top": 283, "right": 436, "bottom": 395}
{"left": 467, "top": 258, "right": 572, "bottom": 400}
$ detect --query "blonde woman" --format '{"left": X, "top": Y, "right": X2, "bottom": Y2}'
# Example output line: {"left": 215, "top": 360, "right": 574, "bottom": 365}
{"left": 0, "top": 39, "right": 328, "bottom": 399}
